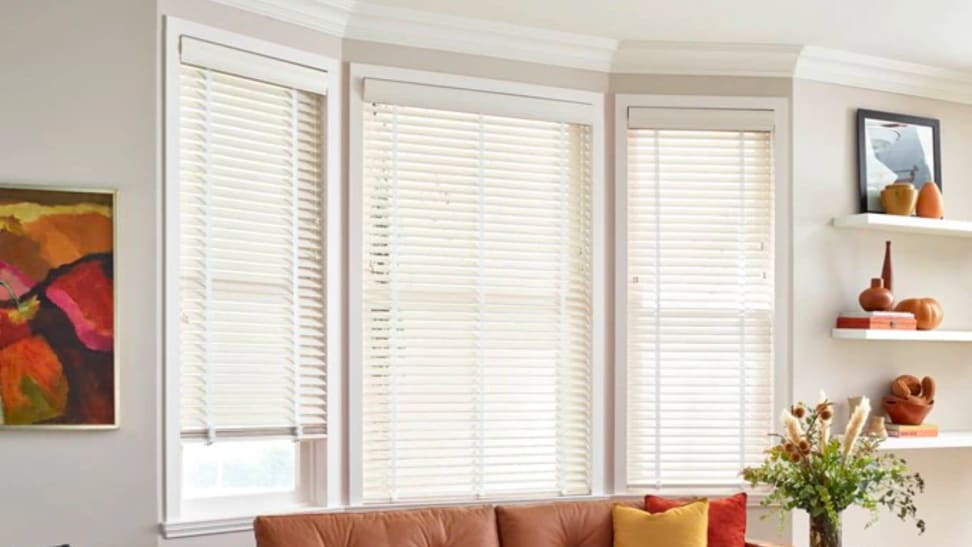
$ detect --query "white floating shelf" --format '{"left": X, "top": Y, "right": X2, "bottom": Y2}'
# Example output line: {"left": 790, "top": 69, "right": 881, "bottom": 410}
{"left": 832, "top": 328, "right": 972, "bottom": 342}
{"left": 878, "top": 432, "right": 972, "bottom": 450}
{"left": 832, "top": 213, "right": 972, "bottom": 237}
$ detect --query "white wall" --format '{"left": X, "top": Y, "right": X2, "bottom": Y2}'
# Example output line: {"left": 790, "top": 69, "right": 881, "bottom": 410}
{"left": 0, "top": 1, "right": 159, "bottom": 546}
{"left": 791, "top": 78, "right": 972, "bottom": 547}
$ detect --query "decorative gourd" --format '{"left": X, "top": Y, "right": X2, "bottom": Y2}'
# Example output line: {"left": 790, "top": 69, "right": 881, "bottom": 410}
{"left": 894, "top": 297, "right": 943, "bottom": 330}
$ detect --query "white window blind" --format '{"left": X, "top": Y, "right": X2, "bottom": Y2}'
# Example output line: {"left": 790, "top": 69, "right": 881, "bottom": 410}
{"left": 624, "top": 108, "right": 775, "bottom": 489}
{"left": 177, "top": 49, "right": 327, "bottom": 442}
{"left": 360, "top": 86, "right": 594, "bottom": 503}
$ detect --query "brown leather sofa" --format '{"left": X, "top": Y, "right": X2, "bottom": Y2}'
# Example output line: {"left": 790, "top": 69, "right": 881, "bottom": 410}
{"left": 254, "top": 499, "right": 787, "bottom": 547}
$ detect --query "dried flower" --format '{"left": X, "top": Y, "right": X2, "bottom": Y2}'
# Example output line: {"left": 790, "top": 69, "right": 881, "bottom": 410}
{"left": 815, "top": 390, "right": 833, "bottom": 446}
{"left": 781, "top": 409, "right": 804, "bottom": 445}
{"left": 842, "top": 396, "right": 871, "bottom": 457}
{"left": 798, "top": 440, "right": 811, "bottom": 454}
{"left": 792, "top": 405, "right": 807, "bottom": 419}
{"left": 783, "top": 441, "right": 796, "bottom": 453}
{"left": 789, "top": 451, "right": 802, "bottom": 463}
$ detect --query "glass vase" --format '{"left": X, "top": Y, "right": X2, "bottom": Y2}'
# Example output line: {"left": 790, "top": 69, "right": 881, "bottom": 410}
{"left": 810, "top": 514, "right": 842, "bottom": 547}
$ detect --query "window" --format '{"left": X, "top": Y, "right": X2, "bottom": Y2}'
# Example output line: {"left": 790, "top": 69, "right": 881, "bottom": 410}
{"left": 355, "top": 75, "right": 597, "bottom": 504}
{"left": 621, "top": 106, "right": 777, "bottom": 491}
{"left": 168, "top": 28, "right": 330, "bottom": 520}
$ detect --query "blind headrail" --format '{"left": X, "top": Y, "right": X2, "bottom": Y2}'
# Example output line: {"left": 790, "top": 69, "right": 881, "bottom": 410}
{"left": 363, "top": 77, "right": 594, "bottom": 125}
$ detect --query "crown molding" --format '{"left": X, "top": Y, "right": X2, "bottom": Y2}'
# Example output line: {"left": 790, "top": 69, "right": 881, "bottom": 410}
{"left": 344, "top": 3, "right": 618, "bottom": 71}
{"left": 795, "top": 46, "right": 972, "bottom": 104}
{"left": 612, "top": 41, "right": 802, "bottom": 77}
{"left": 208, "top": 0, "right": 354, "bottom": 36}
{"left": 207, "top": 0, "right": 972, "bottom": 104}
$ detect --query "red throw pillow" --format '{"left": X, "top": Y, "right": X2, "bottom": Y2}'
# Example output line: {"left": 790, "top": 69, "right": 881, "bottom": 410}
{"left": 644, "top": 492, "right": 747, "bottom": 547}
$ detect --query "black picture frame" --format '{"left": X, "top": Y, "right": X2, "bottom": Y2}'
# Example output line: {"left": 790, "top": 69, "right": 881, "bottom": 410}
{"left": 857, "top": 109, "right": 941, "bottom": 213}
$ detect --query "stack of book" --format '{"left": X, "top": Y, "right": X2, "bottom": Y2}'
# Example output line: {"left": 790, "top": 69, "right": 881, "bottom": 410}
{"left": 835, "top": 311, "right": 917, "bottom": 330}
{"left": 886, "top": 423, "right": 939, "bottom": 438}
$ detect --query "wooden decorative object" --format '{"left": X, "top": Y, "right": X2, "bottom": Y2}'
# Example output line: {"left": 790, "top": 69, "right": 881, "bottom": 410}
{"left": 881, "top": 241, "right": 893, "bottom": 294}
{"left": 883, "top": 375, "right": 936, "bottom": 425}
{"left": 882, "top": 396, "right": 934, "bottom": 426}
{"left": 893, "top": 298, "right": 944, "bottom": 330}
{"left": 916, "top": 182, "right": 944, "bottom": 219}
{"left": 880, "top": 183, "right": 918, "bottom": 216}
{"left": 858, "top": 278, "right": 893, "bottom": 311}
{"left": 891, "top": 374, "right": 921, "bottom": 398}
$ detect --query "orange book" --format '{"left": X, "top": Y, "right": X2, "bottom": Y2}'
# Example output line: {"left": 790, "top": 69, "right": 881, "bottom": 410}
{"left": 886, "top": 424, "right": 939, "bottom": 437}
{"left": 835, "top": 316, "right": 917, "bottom": 330}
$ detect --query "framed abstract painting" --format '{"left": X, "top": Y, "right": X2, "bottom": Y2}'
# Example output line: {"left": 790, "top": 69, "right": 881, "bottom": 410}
{"left": 0, "top": 186, "right": 117, "bottom": 429}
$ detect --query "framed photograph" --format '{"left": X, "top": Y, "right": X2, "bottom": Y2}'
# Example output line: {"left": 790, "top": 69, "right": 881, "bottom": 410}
{"left": 0, "top": 186, "right": 117, "bottom": 429}
{"left": 857, "top": 109, "right": 941, "bottom": 213}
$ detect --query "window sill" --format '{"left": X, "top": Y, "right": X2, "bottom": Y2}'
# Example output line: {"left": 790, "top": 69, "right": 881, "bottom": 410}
{"left": 161, "top": 505, "right": 330, "bottom": 539}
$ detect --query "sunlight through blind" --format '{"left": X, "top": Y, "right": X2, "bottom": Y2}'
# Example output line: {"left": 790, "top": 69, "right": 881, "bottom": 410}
{"left": 624, "top": 107, "right": 775, "bottom": 489}
{"left": 177, "top": 52, "right": 327, "bottom": 442}
{"left": 360, "top": 82, "right": 593, "bottom": 503}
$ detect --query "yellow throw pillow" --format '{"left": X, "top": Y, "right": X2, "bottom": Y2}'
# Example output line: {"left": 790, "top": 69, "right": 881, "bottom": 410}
{"left": 612, "top": 500, "right": 709, "bottom": 547}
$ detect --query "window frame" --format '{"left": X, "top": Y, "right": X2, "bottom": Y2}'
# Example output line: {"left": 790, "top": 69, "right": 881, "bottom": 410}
{"left": 612, "top": 94, "right": 792, "bottom": 495}
{"left": 347, "top": 63, "right": 608, "bottom": 506}
{"left": 162, "top": 17, "right": 343, "bottom": 532}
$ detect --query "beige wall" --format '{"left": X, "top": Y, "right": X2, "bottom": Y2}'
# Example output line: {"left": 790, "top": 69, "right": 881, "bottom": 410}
{"left": 791, "top": 78, "right": 972, "bottom": 547}
{"left": 0, "top": 1, "right": 159, "bottom": 546}
{"left": 610, "top": 74, "right": 792, "bottom": 97}
{"left": 343, "top": 39, "right": 608, "bottom": 91}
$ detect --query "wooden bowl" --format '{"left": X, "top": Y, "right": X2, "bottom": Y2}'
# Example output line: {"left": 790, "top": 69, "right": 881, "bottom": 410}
{"left": 882, "top": 395, "right": 934, "bottom": 426}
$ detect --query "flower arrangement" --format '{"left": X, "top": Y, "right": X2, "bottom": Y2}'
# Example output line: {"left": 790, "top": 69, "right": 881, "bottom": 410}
{"left": 742, "top": 392, "right": 925, "bottom": 547}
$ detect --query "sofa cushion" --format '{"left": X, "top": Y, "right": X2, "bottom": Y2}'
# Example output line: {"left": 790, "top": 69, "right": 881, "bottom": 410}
{"left": 253, "top": 505, "right": 499, "bottom": 547}
{"left": 496, "top": 500, "right": 639, "bottom": 547}
{"left": 645, "top": 493, "right": 747, "bottom": 547}
{"left": 612, "top": 501, "right": 708, "bottom": 547}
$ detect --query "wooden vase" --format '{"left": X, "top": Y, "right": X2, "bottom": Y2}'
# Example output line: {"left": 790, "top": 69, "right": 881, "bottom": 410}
{"left": 881, "top": 241, "right": 893, "bottom": 294}
{"left": 859, "top": 278, "right": 893, "bottom": 311}
{"left": 916, "top": 182, "right": 944, "bottom": 219}
{"left": 880, "top": 182, "right": 918, "bottom": 215}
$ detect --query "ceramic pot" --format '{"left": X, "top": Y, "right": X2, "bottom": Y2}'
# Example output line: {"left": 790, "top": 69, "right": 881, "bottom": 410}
{"left": 882, "top": 395, "right": 934, "bottom": 426}
{"left": 880, "top": 183, "right": 918, "bottom": 216}
{"left": 894, "top": 297, "right": 944, "bottom": 330}
{"left": 916, "top": 182, "right": 944, "bottom": 219}
{"left": 859, "top": 278, "right": 893, "bottom": 311}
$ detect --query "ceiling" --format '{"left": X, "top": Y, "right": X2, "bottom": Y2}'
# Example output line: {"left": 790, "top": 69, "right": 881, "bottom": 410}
{"left": 365, "top": 0, "right": 972, "bottom": 71}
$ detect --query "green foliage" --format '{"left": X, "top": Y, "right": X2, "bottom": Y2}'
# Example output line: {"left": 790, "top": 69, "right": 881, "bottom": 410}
{"left": 741, "top": 400, "right": 925, "bottom": 535}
